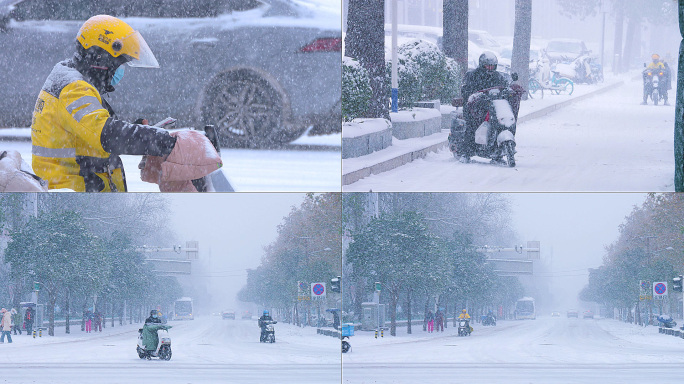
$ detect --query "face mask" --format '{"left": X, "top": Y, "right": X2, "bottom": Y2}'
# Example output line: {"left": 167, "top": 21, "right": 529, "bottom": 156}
{"left": 111, "top": 65, "right": 125, "bottom": 86}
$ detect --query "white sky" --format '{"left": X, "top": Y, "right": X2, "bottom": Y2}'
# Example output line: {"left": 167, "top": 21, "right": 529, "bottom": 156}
{"left": 167, "top": 193, "right": 306, "bottom": 312}
{"left": 510, "top": 193, "right": 648, "bottom": 310}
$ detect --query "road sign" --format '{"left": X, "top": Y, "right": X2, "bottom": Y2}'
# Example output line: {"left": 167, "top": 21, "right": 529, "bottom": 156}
{"left": 654, "top": 281, "right": 668, "bottom": 297}
{"left": 311, "top": 282, "right": 326, "bottom": 299}
{"left": 298, "top": 281, "right": 310, "bottom": 301}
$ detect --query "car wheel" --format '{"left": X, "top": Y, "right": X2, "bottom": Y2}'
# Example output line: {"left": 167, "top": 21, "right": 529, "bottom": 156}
{"left": 202, "top": 68, "right": 293, "bottom": 148}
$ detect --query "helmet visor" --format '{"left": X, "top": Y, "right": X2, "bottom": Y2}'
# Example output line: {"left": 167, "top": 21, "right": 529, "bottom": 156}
{"left": 121, "top": 31, "right": 159, "bottom": 68}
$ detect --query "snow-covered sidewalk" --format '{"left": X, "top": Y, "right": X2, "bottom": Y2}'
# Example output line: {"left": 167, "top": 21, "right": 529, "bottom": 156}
{"left": 342, "top": 74, "right": 628, "bottom": 187}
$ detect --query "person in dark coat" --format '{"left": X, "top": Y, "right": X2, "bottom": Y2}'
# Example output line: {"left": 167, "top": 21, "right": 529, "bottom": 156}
{"left": 94, "top": 310, "right": 103, "bottom": 332}
{"left": 145, "top": 310, "right": 162, "bottom": 325}
{"left": 24, "top": 307, "right": 34, "bottom": 335}
{"left": 258, "top": 310, "right": 274, "bottom": 342}
{"left": 435, "top": 309, "right": 444, "bottom": 332}
{"left": 458, "top": 51, "right": 519, "bottom": 163}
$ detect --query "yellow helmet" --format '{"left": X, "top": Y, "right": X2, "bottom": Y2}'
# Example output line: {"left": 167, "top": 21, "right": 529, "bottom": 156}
{"left": 77, "top": 15, "right": 159, "bottom": 68}
{"left": 652, "top": 53, "right": 660, "bottom": 61}
{"left": 462, "top": 309, "right": 467, "bottom": 313}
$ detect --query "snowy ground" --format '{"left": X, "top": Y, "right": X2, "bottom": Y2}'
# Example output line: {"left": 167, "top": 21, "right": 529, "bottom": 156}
{"left": 0, "top": 132, "right": 341, "bottom": 192}
{"left": 342, "top": 316, "right": 684, "bottom": 383}
{"left": 343, "top": 73, "right": 676, "bottom": 192}
{"left": 0, "top": 315, "right": 340, "bottom": 384}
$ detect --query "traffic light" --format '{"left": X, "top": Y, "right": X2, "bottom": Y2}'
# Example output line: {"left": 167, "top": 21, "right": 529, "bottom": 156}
{"left": 330, "top": 276, "right": 341, "bottom": 293}
{"left": 673, "top": 276, "right": 683, "bottom": 292}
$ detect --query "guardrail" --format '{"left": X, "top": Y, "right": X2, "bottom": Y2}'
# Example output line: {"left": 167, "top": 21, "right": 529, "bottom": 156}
{"left": 317, "top": 328, "right": 341, "bottom": 338}
{"left": 659, "top": 327, "right": 684, "bottom": 338}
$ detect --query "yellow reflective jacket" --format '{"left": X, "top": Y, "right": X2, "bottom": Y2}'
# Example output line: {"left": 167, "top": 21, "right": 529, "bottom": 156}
{"left": 31, "top": 60, "right": 176, "bottom": 192}
{"left": 646, "top": 61, "right": 665, "bottom": 71}
{"left": 32, "top": 61, "right": 125, "bottom": 191}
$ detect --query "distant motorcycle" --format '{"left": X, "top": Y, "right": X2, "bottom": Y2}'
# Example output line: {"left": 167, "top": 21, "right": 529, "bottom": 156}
{"left": 642, "top": 67, "right": 667, "bottom": 105}
{"left": 481, "top": 314, "right": 496, "bottom": 326}
{"left": 341, "top": 323, "right": 354, "bottom": 353}
{"left": 657, "top": 315, "right": 677, "bottom": 328}
{"left": 260, "top": 320, "right": 277, "bottom": 343}
{"left": 458, "top": 319, "right": 472, "bottom": 337}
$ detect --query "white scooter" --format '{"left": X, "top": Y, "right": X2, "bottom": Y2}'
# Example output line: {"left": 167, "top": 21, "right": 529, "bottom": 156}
{"left": 136, "top": 324, "right": 172, "bottom": 360}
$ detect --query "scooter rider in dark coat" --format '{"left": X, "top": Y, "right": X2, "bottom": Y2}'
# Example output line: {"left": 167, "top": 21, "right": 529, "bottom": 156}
{"left": 258, "top": 310, "right": 273, "bottom": 342}
{"left": 145, "top": 310, "right": 162, "bottom": 325}
{"left": 458, "top": 51, "right": 517, "bottom": 164}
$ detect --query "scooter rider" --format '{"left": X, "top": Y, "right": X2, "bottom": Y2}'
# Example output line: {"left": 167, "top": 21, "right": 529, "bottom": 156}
{"left": 31, "top": 15, "right": 222, "bottom": 192}
{"left": 145, "top": 310, "right": 162, "bottom": 325}
{"left": 642, "top": 53, "right": 670, "bottom": 105}
{"left": 458, "top": 51, "right": 517, "bottom": 164}
{"left": 458, "top": 309, "right": 471, "bottom": 320}
{"left": 258, "top": 310, "right": 273, "bottom": 342}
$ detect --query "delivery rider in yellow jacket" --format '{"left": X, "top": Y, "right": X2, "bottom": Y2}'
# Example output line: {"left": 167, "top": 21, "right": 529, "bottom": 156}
{"left": 31, "top": 15, "right": 216, "bottom": 192}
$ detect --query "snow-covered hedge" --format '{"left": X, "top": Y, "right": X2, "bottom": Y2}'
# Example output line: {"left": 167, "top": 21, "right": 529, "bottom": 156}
{"left": 385, "top": 40, "right": 461, "bottom": 108}
{"left": 342, "top": 56, "right": 372, "bottom": 122}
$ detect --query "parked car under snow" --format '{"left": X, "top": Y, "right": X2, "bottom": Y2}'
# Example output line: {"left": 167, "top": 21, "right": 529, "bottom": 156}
{"left": 0, "top": 0, "right": 341, "bottom": 148}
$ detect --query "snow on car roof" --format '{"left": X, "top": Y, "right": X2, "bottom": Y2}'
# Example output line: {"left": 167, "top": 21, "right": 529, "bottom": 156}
{"left": 548, "top": 38, "right": 585, "bottom": 43}
{"left": 9, "top": 0, "right": 339, "bottom": 33}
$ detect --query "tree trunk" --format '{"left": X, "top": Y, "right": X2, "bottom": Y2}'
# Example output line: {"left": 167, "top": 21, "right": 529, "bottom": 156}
{"left": 345, "top": 0, "right": 388, "bottom": 119}
{"left": 406, "top": 288, "right": 412, "bottom": 335}
{"left": 65, "top": 288, "right": 70, "bottom": 334}
{"left": 443, "top": 0, "right": 469, "bottom": 84}
{"left": 390, "top": 289, "right": 398, "bottom": 336}
{"left": 48, "top": 290, "right": 56, "bottom": 337}
{"left": 423, "top": 294, "right": 430, "bottom": 331}
{"left": 613, "top": 5, "right": 624, "bottom": 73}
{"left": 676, "top": 0, "right": 684, "bottom": 191}
{"left": 621, "top": 16, "right": 639, "bottom": 72}
{"left": 511, "top": 0, "right": 532, "bottom": 100}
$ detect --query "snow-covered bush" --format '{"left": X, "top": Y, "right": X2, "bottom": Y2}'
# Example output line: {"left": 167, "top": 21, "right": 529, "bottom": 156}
{"left": 342, "top": 56, "right": 372, "bottom": 122}
{"left": 385, "top": 40, "right": 461, "bottom": 108}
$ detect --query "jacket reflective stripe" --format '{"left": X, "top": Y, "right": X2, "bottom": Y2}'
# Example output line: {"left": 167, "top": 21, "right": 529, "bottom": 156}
{"left": 65, "top": 96, "right": 104, "bottom": 122}
{"left": 32, "top": 145, "right": 76, "bottom": 158}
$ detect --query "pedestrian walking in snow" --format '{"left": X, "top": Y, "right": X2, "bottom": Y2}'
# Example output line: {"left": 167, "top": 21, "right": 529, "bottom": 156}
{"left": 11, "top": 308, "right": 21, "bottom": 335}
{"left": 427, "top": 310, "right": 434, "bottom": 333}
{"left": 0, "top": 308, "right": 13, "bottom": 343}
{"left": 94, "top": 311, "right": 103, "bottom": 332}
{"left": 435, "top": 309, "right": 444, "bottom": 332}
{"left": 24, "top": 307, "right": 34, "bottom": 335}
{"left": 85, "top": 309, "right": 93, "bottom": 333}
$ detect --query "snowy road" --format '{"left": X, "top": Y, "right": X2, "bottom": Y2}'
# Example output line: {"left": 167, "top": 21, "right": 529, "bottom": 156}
{"left": 0, "top": 316, "right": 340, "bottom": 384}
{"left": 344, "top": 76, "right": 676, "bottom": 192}
{"left": 342, "top": 316, "right": 684, "bottom": 383}
{"left": 0, "top": 134, "right": 341, "bottom": 192}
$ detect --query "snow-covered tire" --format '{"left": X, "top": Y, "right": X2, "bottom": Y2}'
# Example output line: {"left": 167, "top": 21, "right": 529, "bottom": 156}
{"left": 553, "top": 78, "right": 574, "bottom": 95}
{"left": 652, "top": 89, "right": 660, "bottom": 106}
{"left": 202, "top": 68, "right": 294, "bottom": 148}
{"left": 159, "top": 346, "right": 172, "bottom": 361}
{"left": 137, "top": 346, "right": 146, "bottom": 359}
{"left": 342, "top": 340, "right": 351, "bottom": 353}
{"left": 528, "top": 78, "right": 544, "bottom": 99}
{"left": 504, "top": 141, "right": 516, "bottom": 167}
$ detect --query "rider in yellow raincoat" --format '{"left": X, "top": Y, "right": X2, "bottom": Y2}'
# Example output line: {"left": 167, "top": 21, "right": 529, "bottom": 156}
{"left": 31, "top": 15, "right": 220, "bottom": 191}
